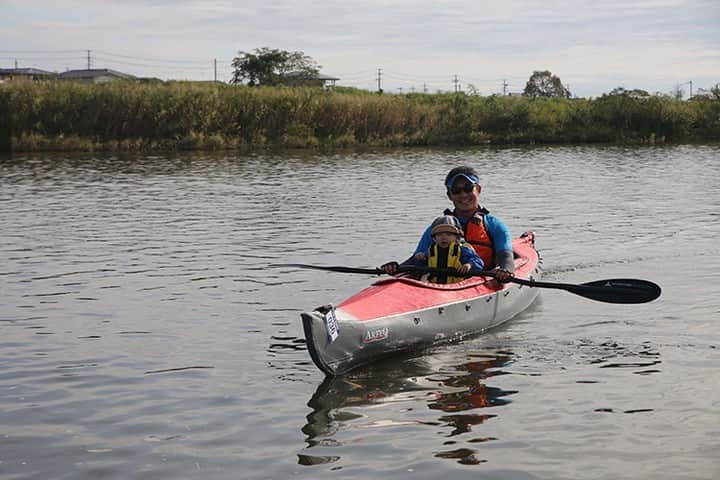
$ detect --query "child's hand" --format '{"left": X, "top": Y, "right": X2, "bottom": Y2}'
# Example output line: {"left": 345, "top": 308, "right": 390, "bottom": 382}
{"left": 380, "top": 261, "right": 399, "bottom": 274}
{"left": 413, "top": 252, "right": 427, "bottom": 261}
{"left": 458, "top": 263, "right": 472, "bottom": 274}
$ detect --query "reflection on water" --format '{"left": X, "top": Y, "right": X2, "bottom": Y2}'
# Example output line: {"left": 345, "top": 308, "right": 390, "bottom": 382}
{"left": 302, "top": 350, "right": 517, "bottom": 466}
{"left": 300, "top": 325, "right": 672, "bottom": 469}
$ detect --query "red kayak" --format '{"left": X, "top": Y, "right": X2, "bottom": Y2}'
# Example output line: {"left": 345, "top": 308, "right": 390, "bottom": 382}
{"left": 301, "top": 232, "right": 541, "bottom": 375}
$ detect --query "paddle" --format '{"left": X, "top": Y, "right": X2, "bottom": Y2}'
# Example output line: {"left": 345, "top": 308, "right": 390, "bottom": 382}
{"left": 495, "top": 275, "right": 662, "bottom": 304}
{"left": 274, "top": 263, "right": 436, "bottom": 275}
{"left": 274, "top": 263, "right": 661, "bottom": 304}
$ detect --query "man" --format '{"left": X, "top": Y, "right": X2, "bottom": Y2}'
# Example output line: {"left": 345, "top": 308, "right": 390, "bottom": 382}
{"left": 385, "top": 166, "right": 513, "bottom": 281}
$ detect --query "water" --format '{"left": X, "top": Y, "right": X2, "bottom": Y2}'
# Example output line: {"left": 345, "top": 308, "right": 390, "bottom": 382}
{"left": 1, "top": 145, "right": 718, "bottom": 479}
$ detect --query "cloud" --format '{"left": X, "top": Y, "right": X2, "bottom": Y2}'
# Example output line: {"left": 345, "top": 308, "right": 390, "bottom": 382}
{"left": 1, "top": 0, "right": 718, "bottom": 94}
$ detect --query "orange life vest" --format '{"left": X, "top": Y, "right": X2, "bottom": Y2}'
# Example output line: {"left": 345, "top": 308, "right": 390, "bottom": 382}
{"left": 445, "top": 208, "right": 495, "bottom": 267}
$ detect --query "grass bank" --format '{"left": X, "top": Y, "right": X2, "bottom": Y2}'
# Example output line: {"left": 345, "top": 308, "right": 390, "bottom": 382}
{"left": 1, "top": 81, "right": 718, "bottom": 152}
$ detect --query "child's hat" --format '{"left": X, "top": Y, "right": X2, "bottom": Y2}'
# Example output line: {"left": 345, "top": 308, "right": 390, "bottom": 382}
{"left": 431, "top": 216, "right": 462, "bottom": 236}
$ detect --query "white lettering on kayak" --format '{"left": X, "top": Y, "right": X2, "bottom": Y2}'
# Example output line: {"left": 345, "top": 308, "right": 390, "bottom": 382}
{"left": 362, "top": 327, "right": 389, "bottom": 344}
{"left": 324, "top": 307, "right": 339, "bottom": 343}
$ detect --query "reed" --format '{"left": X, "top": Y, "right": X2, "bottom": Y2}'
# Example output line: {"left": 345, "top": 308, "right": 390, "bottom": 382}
{"left": 1, "top": 80, "right": 718, "bottom": 151}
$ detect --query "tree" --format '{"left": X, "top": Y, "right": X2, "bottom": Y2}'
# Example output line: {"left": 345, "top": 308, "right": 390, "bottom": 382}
{"left": 672, "top": 84, "right": 685, "bottom": 100}
{"left": 607, "top": 87, "right": 651, "bottom": 98}
{"left": 523, "top": 70, "right": 571, "bottom": 98}
{"left": 230, "top": 47, "right": 320, "bottom": 86}
{"left": 466, "top": 84, "right": 480, "bottom": 96}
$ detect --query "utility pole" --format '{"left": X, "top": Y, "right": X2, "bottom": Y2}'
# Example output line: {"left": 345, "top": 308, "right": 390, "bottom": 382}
{"left": 14, "top": 59, "right": 18, "bottom": 69}
{"left": 453, "top": 75, "right": 459, "bottom": 93}
{"left": 423, "top": 83, "right": 428, "bottom": 94}
{"left": 377, "top": 68, "right": 383, "bottom": 93}
{"left": 502, "top": 79, "right": 508, "bottom": 96}
{"left": 87, "top": 50, "right": 92, "bottom": 70}
{"left": 679, "top": 80, "right": 693, "bottom": 100}
{"left": 214, "top": 59, "right": 217, "bottom": 82}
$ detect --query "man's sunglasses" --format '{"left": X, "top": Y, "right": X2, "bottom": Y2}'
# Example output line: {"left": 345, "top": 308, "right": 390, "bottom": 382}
{"left": 449, "top": 184, "right": 475, "bottom": 195}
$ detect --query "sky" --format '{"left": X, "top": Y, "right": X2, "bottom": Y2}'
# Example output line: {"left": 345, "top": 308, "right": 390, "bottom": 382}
{"left": 1, "top": 0, "right": 718, "bottom": 98}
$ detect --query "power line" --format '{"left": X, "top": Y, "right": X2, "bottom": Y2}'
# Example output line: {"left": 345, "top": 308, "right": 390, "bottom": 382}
{"left": 331, "top": 68, "right": 376, "bottom": 77}
{"left": 0, "top": 49, "right": 85, "bottom": 54}
{"left": 94, "top": 49, "right": 220, "bottom": 65}
{"left": 92, "top": 54, "right": 222, "bottom": 71}
{"left": 2, "top": 48, "right": 234, "bottom": 71}
{"left": 0, "top": 54, "right": 86, "bottom": 61}
{"left": 383, "top": 69, "right": 450, "bottom": 82}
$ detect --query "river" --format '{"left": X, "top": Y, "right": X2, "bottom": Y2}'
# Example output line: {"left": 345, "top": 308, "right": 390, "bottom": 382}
{"left": 1, "top": 145, "right": 718, "bottom": 479}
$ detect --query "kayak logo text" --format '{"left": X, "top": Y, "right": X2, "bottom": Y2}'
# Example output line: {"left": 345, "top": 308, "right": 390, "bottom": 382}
{"left": 362, "top": 327, "right": 389, "bottom": 344}
{"left": 324, "top": 308, "right": 340, "bottom": 343}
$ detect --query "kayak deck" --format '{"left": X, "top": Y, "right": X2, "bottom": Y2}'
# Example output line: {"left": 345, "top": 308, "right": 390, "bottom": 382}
{"left": 302, "top": 232, "right": 541, "bottom": 375}
{"left": 339, "top": 253, "right": 534, "bottom": 322}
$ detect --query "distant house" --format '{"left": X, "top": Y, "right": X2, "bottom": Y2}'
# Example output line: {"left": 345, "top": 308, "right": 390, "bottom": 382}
{"left": 317, "top": 74, "right": 339, "bottom": 88}
{"left": 59, "top": 68, "right": 135, "bottom": 84}
{"left": 281, "top": 71, "right": 339, "bottom": 88}
{"left": 0, "top": 67, "right": 57, "bottom": 82}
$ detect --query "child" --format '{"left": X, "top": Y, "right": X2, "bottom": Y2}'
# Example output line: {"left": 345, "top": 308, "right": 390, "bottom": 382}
{"left": 382, "top": 215, "right": 485, "bottom": 284}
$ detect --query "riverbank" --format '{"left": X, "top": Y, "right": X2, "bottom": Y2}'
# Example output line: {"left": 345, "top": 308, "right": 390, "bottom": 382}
{"left": 1, "top": 81, "right": 718, "bottom": 152}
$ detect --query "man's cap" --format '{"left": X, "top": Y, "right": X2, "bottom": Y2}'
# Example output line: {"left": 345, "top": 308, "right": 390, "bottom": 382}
{"left": 445, "top": 173, "right": 480, "bottom": 188}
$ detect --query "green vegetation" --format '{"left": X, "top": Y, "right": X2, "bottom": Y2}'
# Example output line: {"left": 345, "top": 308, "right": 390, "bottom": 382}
{"left": 1, "top": 80, "right": 718, "bottom": 152}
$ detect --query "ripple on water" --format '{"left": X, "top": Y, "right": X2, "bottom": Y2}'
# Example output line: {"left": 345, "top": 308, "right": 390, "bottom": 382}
{"left": 1, "top": 148, "right": 719, "bottom": 479}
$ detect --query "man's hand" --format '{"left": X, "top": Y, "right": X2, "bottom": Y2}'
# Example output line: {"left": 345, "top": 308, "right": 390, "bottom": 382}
{"left": 493, "top": 267, "right": 513, "bottom": 283}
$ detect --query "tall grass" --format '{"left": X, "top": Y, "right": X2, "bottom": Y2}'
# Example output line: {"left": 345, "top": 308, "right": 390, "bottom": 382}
{"left": 1, "top": 80, "right": 718, "bottom": 151}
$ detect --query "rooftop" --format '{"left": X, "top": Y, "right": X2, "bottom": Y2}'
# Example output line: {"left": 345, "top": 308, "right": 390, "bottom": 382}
{"left": 0, "top": 67, "right": 56, "bottom": 76}
{"left": 58, "top": 68, "right": 135, "bottom": 79}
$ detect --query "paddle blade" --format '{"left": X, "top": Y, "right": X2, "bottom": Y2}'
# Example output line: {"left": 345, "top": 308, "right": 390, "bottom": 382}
{"left": 573, "top": 278, "right": 662, "bottom": 304}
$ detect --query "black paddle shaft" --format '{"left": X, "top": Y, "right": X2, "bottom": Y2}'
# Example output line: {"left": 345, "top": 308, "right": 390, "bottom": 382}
{"left": 273, "top": 263, "right": 480, "bottom": 276}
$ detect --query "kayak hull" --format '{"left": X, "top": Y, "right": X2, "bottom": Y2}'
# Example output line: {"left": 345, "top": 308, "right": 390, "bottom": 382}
{"left": 302, "top": 232, "right": 541, "bottom": 376}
